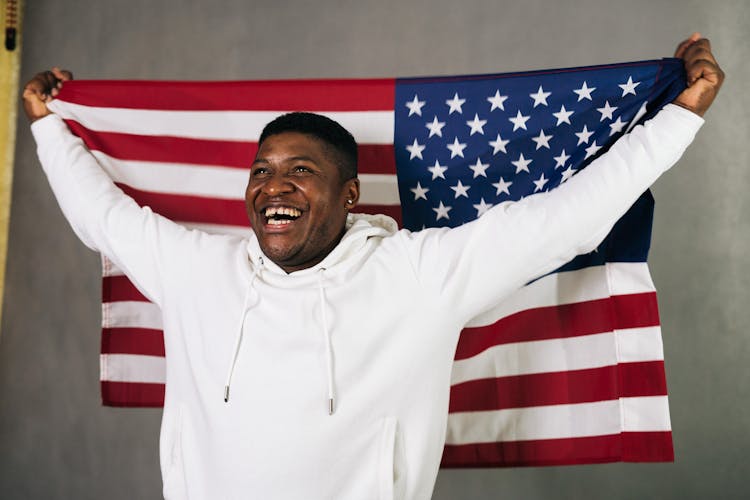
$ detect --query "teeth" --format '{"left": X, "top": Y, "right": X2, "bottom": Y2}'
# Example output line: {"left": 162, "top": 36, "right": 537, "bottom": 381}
{"left": 267, "top": 218, "right": 292, "bottom": 226}
{"left": 264, "top": 206, "right": 302, "bottom": 218}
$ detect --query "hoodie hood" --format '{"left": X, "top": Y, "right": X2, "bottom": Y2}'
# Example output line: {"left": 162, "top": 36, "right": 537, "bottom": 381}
{"left": 244, "top": 212, "right": 398, "bottom": 285}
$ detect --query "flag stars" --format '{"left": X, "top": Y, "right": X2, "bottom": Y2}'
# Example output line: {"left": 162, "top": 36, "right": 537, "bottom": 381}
{"left": 509, "top": 110, "right": 531, "bottom": 131}
{"left": 492, "top": 176, "right": 513, "bottom": 196}
{"left": 609, "top": 116, "right": 627, "bottom": 136}
{"left": 446, "top": 93, "right": 466, "bottom": 114}
{"left": 406, "top": 138, "right": 426, "bottom": 160}
{"left": 405, "top": 94, "right": 426, "bottom": 116}
{"left": 410, "top": 182, "right": 429, "bottom": 201}
{"left": 487, "top": 89, "right": 508, "bottom": 111}
{"left": 425, "top": 116, "right": 446, "bottom": 138}
{"left": 560, "top": 166, "right": 577, "bottom": 183}
{"left": 447, "top": 137, "right": 467, "bottom": 158}
{"left": 450, "top": 180, "right": 471, "bottom": 198}
{"left": 427, "top": 159, "right": 448, "bottom": 180}
{"left": 552, "top": 105, "right": 574, "bottom": 125}
{"left": 489, "top": 133, "right": 510, "bottom": 154}
{"left": 585, "top": 140, "right": 602, "bottom": 159}
{"left": 533, "top": 173, "right": 549, "bottom": 192}
{"left": 553, "top": 149, "right": 570, "bottom": 169}
{"left": 469, "top": 157, "right": 490, "bottom": 178}
{"left": 473, "top": 198, "right": 493, "bottom": 217}
{"left": 619, "top": 76, "right": 640, "bottom": 97}
{"left": 433, "top": 201, "right": 452, "bottom": 220}
{"left": 532, "top": 129, "right": 553, "bottom": 150}
{"left": 529, "top": 85, "right": 551, "bottom": 107}
{"left": 574, "top": 81, "right": 596, "bottom": 101}
{"left": 466, "top": 114, "right": 488, "bottom": 135}
{"left": 511, "top": 153, "right": 533, "bottom": 174}
{"left": 597, "top": 100, "right": 617, "bottom": 121}
{"left": 575, "top": 124, "right": 594, "bottom": 145}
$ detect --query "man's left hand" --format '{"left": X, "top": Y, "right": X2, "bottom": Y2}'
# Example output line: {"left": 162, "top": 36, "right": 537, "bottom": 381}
{"left": 672, "top": 32, "right": 724, "bottom": 117}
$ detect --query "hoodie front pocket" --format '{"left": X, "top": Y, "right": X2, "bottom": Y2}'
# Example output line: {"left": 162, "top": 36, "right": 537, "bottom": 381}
{"left": 378, "top": 417, "right": 405, "bottom": 500}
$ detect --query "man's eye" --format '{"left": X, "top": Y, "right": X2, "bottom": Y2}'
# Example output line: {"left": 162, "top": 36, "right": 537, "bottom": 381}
{"left": 252, "top": 167, "right": 269, "bottom": 176}
{"left": 293, "top": 165, "right": 311, "bottom": 173}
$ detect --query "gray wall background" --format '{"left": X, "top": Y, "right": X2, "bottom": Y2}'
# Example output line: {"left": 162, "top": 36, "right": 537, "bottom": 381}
{"left": 2, "top": 0, "right": 748, "bottom": 498}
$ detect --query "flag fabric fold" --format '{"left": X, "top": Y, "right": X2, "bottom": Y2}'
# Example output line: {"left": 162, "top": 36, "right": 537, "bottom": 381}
{"left": 49, "top": 57, "right": 686, "bottom": 467}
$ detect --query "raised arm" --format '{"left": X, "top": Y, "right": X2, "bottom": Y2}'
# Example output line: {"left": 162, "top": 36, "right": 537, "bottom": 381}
{"left": 402, "top": 34, "right": 724, "bottom": 322}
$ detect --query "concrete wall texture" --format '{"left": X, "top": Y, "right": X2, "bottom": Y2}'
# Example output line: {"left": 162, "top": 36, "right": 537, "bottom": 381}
{"left": 2, "top": 0, "right": 748, "bottom": 498}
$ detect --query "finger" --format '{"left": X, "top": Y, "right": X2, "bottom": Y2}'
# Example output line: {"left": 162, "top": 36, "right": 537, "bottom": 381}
{"left": 51, "top": 67, "right": 73, "bottom": 82}
{"left": 685, "top": 58, "right": 725, "bottom": 88}
{"left": 674, "top": 32, "right": 703, "bottom": 58}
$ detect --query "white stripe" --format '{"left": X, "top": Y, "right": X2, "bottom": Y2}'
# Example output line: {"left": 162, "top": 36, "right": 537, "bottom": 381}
{"left": 445, "top": 396, "right": 670, "bottom": 445}
{"left": 102, "top": 301, "right": 163, "bottom": 329}
{"left": 466, "top": 262, "right": 655, "bottom": 328}
{"left": 91, "top": 151, "right": 400, "bottom": 205}
{"left": 100, "top": 354, "right": 166, "bottom": 383}
{"left": 450, "top": 326, "right": 664, "bottom": 385}
{"left": 50, "top": 100, "right": 394, "bottom": 143}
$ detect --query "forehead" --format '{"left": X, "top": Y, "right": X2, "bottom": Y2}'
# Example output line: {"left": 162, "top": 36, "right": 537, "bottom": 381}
{"left": 255, "top": 132, "right": 333, "bottom": 163}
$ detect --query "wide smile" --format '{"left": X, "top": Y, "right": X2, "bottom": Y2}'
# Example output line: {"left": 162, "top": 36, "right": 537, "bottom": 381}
{"left": 261, "top": 206, "right": 304, "bottom": 229}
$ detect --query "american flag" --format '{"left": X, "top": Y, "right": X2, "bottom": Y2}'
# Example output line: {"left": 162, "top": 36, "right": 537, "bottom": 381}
{"left": 48, "top": 57, "right": 686, "bottom": 467}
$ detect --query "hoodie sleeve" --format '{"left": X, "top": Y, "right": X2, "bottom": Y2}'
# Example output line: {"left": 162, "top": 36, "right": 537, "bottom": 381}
{"left": 399, "top": 104, "right": 704, "bottom": 323}
{"left": 31, "top": 114, "right": 203, "bottom": 307}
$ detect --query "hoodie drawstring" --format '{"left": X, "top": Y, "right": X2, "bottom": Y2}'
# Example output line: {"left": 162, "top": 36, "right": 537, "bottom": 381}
{"left": 224, "top": 257, "right": 263, "bottom": 403}
{"left": 317, "top": 269, "right": 336, "bottom": 415}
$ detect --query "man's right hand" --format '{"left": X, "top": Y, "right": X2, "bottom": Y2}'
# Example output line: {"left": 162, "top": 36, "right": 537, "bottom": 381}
{"left": 22, "top": 67, "right": 73, "bottom": 123}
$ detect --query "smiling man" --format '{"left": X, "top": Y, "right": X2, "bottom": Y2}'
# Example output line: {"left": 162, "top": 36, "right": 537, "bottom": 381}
{"left": 23, "top": 35, "right": 722, "bottom": 500}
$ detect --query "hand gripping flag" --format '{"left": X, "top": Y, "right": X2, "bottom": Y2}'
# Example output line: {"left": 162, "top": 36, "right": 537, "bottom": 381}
{"left": 48, "top": 58, "right": 686, "bottom": 467}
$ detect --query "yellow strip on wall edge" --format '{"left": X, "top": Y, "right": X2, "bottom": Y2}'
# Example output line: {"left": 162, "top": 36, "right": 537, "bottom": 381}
{"left": 0, "top": 0, "right": 24, "bottom": 335}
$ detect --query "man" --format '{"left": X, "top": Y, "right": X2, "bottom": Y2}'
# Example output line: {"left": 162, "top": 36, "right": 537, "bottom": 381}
{"left": 23, "top": 34, "right": 722, "bottom": 499}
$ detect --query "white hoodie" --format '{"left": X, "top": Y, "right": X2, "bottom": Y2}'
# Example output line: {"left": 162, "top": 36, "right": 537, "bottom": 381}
{"left": 31, "top": 104, "right": 702, "bottom": 500}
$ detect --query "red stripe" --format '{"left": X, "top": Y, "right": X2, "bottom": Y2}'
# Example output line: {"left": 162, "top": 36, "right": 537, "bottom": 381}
{"left": 103, "top": 275, "right": 148, "bottom": 302}
{"left": 454, "top": 292, "right": 659, "bottom": 361}
{"left": 59, "top": 79, "right": 396, "bottom": 111}
{"left": 448, "top": 361, "right": 667, "bottom": 412}
{"left": 102, "top": 328, "right": 165, "bottom": 356}
{"left": 101, "top": 381, "right": 165, "bottom": 407}
{"left": 440, "top": 431, "right": 674, "bottom": 467}
{"left": 116, "top": 183, "right": 251, "bottom": 227}
{"left": 64, "top": 120, "right": 396, "bottom": 174}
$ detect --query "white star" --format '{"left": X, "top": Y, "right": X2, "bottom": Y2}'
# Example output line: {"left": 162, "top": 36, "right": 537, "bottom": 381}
{"left": 509, "top": 110, "right": 531, "bottom": 131}
{"left": 552, "top": 105, "right": 574, "bottom": 125}
{"left": 529, "top": 85, "right": 551, "bottom": 107}
{"left": 427, "top": 159, "right": 448, "bottom": 180}
{"left": 425, "top": 116, "right": 446, "bottom": 138}
{"left": 531, "top": 129, "right": 553, "bottom": 150}
{"left": 433, "top": 201, "right": 452, "bottom": 220}
{"left": 466, "top": 113, "right": 488, "bottom": 135}
{"left": 585, "top": 140, "right": 602, "bottom": 159}
{"left": 575, "top": 125, "right": 594, "bottom": 145}
{"left": 473, "top": 198, "right": 493, "bottom": 217}
{"left": 406, "top": 138, "right": 425, "bottom": 160}
{"left": 487, "top": 90, "right": 508, "bottom": 111}
{"left": 489, "top": 133, "right": 510, "bottom": 154}
{"left": 573, "top": 81, "right": 596, "bottom": 101}
{"left": 410, "top": 182, "right": 429, "bottom": 200}
{"left": 597, "top": 100, "right": 617, "bottom": 121}
{"left": 533, "top": 173, "right": 549, "bottom": 192}
{"left": 619, "top": 76, "right": 640, "bottom": 97}
{"left": 511, "top": 153, "right": 533, "bottom": 173}
{"left": 469, "top": 157, "right": 490, "bottom": 178}
{"left": 450, "top": 180, "right": 471, "bottom": 198}
{"left": 553, "top": 149, "right": 570, "bottom": 169}
{"left": 446, "top": 93, "right": 466, "bottom": 114}
{"left": 560, "top": 165, "right": 577, "bottom": 183}
{"left": 405, "top": 94, "right": 426, "bottom": 117}
{"left": 609, "top": 116, "right": 627, "bottom": 136}
{"left": 492, "top": 176, "right": 513, "bottom": 196}
{"left": 446, "top": 137, "right": 467, "bottom": 158}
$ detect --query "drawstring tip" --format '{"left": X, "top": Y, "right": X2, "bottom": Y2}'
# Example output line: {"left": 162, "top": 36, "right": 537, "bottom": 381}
{"left": 224, "top": 386, "right": 230, "bottom": 403}
{"left": 328, "top": 398, "right": 335, "bottom": 415}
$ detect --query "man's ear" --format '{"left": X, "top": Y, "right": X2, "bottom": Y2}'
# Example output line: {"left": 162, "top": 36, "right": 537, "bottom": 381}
{"left": 344, "top": 178, "right": 360, "bottom": 209}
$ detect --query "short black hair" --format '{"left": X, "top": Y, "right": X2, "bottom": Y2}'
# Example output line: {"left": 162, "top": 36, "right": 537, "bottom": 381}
{"left": 258, "top": 112, "right": 358, "bottom": 181}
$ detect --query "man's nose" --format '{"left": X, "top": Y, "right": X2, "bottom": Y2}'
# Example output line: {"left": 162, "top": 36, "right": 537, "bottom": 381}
{"left": 262, "top": 173, "right": 294, "bottom": 196}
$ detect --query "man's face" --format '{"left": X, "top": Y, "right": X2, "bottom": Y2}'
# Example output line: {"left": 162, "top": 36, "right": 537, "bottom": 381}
{"left": 245, "top": 132, "right": 360, "bottom": 273}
